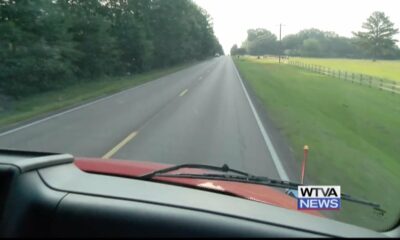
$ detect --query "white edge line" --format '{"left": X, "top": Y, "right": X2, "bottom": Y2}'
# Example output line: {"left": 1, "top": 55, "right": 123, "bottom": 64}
{"left": 231, "top": 58, "right": 290, "bottom": 182}
{"left": 0, "top": 60, "right": 216, "bottom": 137}
{"left": 0, "top": 77, "right": 159, "bottom": 137}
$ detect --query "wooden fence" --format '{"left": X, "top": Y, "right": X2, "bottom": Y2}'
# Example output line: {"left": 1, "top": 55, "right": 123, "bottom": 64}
{"left": 288, "top": 60, "right": 400, "bottom": 95}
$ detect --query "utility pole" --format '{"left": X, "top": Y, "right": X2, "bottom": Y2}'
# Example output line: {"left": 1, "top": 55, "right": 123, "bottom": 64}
{"left": 279, "top": 23, "right": 282, "bottom": 64}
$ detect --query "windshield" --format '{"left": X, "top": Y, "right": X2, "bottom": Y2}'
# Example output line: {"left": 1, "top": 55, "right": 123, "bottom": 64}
{"left": 0, "top": 0, "right": 399, "bottom": 232}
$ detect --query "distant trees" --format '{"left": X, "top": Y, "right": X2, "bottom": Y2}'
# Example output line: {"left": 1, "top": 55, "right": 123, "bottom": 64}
{"left": 242, "top": 29, "right": 278, "bottom": 56}
{"left": 0, "top": 0, "right": 223, "bottom": 97}
{"left": 231, "top": 28, "right": 366, "bottom": 59}
{"left": 233, "top": 11, "right": 399, "bottom": 60}
{"left": 230, "top": 44, "right": 246, "bottom": 56}
{"left": 230, "top": 44, "right": 238, "bottom": 55}
{"left": 352, "top": 11, "right": 399, "bottom": 61}
{"left": 282, "top": 29, "right": 363, "bottom": 58}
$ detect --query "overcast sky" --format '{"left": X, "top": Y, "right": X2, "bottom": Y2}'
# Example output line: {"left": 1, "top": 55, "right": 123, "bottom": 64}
{"left": 193, "top": 0, "right": 400, "bottom": 53}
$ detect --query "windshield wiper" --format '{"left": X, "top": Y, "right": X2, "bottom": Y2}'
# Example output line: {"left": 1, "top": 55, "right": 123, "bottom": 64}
{"left": 141, "top": 163, "right": 252, "bottom": 179}
{"left": 141, "top": 163, "right": 385, "bottom": 215}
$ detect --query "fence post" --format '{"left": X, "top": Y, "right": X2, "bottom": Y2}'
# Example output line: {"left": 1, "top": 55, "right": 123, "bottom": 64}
{"left": 352, "top": 73, "right": 354, "bottom": 83}
{"left": 344, "top": 72, "right": 347, "bottom": 81}
{"left": 393, "top": 81, "right": 396, "bottom": 94}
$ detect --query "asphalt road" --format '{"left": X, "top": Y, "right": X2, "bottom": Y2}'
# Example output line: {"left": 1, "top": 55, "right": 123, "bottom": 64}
{"left": 0, "top": 56, "right": 290, "bottom": 180}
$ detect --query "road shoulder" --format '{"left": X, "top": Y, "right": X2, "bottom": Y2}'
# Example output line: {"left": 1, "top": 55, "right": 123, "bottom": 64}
{"left": 233, "top": 58, "right": 302, "bottom": 182}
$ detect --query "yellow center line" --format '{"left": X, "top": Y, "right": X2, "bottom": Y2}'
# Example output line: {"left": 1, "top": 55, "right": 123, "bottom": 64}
{"left": 103, "top": 88, "right": 189, "bottom": 159}
{"left": 102, "top": 131, "right": 138, "bottom": 159}
{"left": 179, "top": 89, "right": 188, "bottom": 97}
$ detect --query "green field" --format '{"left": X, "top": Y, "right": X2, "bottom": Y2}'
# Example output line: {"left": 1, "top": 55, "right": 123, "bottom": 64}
{"left": 234, "top": 57, "right": 400, "bottom": 231}
{"left": 0, "top": 62, "right": 194, "bottom": 130}
{"left": 290, "top": 57, "right": 400, "bottom": 82}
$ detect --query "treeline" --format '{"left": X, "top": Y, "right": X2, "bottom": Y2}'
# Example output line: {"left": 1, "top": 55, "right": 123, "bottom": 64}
{"left": 231, "top": 12, "right": 400, "bottom": 60}
{"left": 232, "top": 28, "right": 400, "bottom": 59}
{"left": 0, "top": 0, "right": 223, "bottom": 97}
{"left": 282, "top": 29, "right": 366, "bottom": 58}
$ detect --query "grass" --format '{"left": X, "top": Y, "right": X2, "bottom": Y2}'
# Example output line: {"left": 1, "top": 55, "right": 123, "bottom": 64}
{"left": 0, "top": 62, "right": 194, "bottom": 130}
{"left": 291, "top": 57, "right": 400, "bottom": 82}
{"left": 234, "top": 57, "right": 400, "bottom": 231}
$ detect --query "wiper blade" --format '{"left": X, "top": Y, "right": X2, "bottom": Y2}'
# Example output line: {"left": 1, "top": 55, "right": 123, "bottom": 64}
{"left": 157, "top": 172, "right": 300, "bottom": 190}
{"left": 144, "top": 166, "right": 385, "bottom": 214}
{"left": 141, "top": 163, "right": 251, "bottom": 179}
{"left": 141, "top": 163, "right": 300, "bottom": 189}
{"left": 340, "top": 193, "right": 386, "bottom": 215}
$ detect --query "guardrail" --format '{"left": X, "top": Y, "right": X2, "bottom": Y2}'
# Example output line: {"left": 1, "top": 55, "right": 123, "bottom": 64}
{"left": 287, "top": 60, "right": 400, "bottom": 95}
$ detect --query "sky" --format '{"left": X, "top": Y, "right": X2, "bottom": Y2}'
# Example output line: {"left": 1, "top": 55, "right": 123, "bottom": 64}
{"left": 193, "top": 0, "right": 400, "bottom": 54}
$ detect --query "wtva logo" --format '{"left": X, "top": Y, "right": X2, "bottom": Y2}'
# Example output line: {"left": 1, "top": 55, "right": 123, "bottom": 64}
{"left": 297, "top": 186, "right": 341, "bottom": 210}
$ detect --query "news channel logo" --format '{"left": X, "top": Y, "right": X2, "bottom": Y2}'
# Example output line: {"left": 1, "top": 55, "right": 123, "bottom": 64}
{"left": 297, "top": 185, "right": 341, "bottom": 210}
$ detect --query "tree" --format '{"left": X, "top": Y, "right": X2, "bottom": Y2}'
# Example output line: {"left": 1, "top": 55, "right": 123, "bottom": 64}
{"left": 353, "top": 11, "right": 399, "bottom": 61}
{"left": 230, "top": 44, "right": 246, "bottom": 56}
{"left": 60, "top": 0, "right": 119, "bottom": 77}
{"left": 0, "top": 0, "right": 223, "bottom": 98}
{"left": 279, "top": 28, "right": 368, "bottom": 58}
{"left": 230, "top": 44, "right": 238, "bottom": 55}
{"left": 236, "top": 47, "right": 247, "bottom": 55}
{"left": 105, "top": 0, "right": 153, "bottom": 73}
{"left": 242, "top": 29, "right": 277, "bottom": 56}
{"left": 302, "top": 38, "right": 322, "bottom": 57}
{"left": 0, "top": 0, "right": 76, "bottom": 97}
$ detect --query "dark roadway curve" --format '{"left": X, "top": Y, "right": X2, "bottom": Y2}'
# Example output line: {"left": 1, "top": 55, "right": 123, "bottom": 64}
{"left": 0, "top": 56, "right": 290, "bottom": 180}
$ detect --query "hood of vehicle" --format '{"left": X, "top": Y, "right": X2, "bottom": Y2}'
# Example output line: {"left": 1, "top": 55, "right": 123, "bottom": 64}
{"left": 74, "top": 157, "right": 321, "bottom": 217}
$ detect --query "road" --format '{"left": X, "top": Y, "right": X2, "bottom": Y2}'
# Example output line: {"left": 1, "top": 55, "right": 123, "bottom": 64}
{"left": 0, "top": 56, "right": 289, "bottom": 180}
